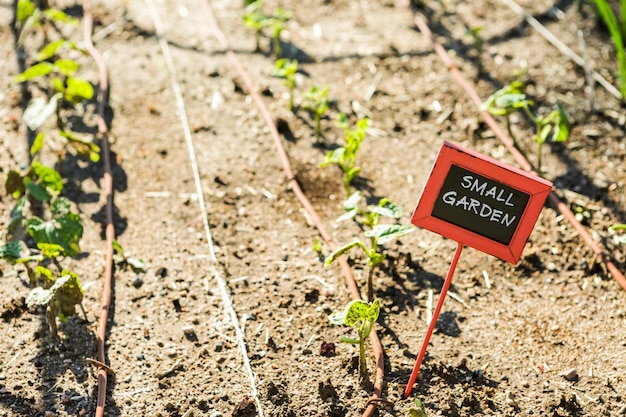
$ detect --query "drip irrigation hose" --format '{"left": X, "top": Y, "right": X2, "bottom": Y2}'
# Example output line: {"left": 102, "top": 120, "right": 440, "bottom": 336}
{"left": 82, "top": 1, "right": 114, "bottom": 416}
{"left": 411, "top": 12, "right": 626, "bottom": 291}
{"left": 201, "top": 1, "right": 384, "bottom": 416}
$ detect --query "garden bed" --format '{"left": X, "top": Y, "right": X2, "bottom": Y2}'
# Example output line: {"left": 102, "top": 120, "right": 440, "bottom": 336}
{"left": 1, "top": 0, "right": 626, "bottom": 416}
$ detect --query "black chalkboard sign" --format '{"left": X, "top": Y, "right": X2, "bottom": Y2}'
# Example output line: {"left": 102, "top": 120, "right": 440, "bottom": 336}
{"left": 432, "top": 164, "right": 530, "bottom": 245}
{"left": 411, "top": 142, "right": 553, "bottom": 264}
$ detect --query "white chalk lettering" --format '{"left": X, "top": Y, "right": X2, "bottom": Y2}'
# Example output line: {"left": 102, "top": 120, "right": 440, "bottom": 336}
{"left": 441, "top": 190, "right": 516, "bottom": 227}
{"left": 459, "top": 175, "right": 515, "bottom": 207}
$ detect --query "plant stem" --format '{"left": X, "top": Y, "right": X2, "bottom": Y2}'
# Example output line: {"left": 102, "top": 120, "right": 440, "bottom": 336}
{"left": 359, "top": 338, "right": 367, "bottom": 381}
{"left": 366, "top": 265, "right": 374, "bottom": 303}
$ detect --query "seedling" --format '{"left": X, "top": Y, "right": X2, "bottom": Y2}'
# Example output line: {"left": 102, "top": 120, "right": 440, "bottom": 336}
{"left": 325, "top": 191, "right": 415, "bottom": 301}
{"left": 609, "top": 223, "right": 626, "bottom": 244}
{"left": 242, "top": 0, "right": 291, "bottom": 57}
{"left": 465, "top": 26, "right": 483, "bottom": 76}
{"left": 592, "top": 0, "right": 626, "bottom": 99}
{"left": 26, "top": 268, "right": 84, "bottom": 339}
{"left": 15, "top": 0, "right": 79, "bottom": 45}
{"left": 303, "top": 86, "right": 330, "bottom": 141}
{"left": 320, "top": 115, "right": 368, "bottom": 197}
{"left": 271, "top": 58, "right": 298, "bottom": 111}
{"left": 407, "top": 398, "right": 428, "bottom": 417}
{"left": 112, "top": 240, "right": 146, "bottom": 272}
{"left": 482, "top": 82, "right": 570, "bottom": 172}
{"left": 328, "top": 298, "right": 381, "bottom": 382}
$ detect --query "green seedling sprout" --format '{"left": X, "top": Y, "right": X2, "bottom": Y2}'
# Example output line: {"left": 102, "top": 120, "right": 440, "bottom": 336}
{"left": 112, "top": 240, "right": 147, "bottom": 272}
{"left": 243, "top": 0, "right": 268, "bottom": 52}
{"left": 609, "top": 223, "right": 626, "bottom": 245}
{"left": 242, "top": 0, "right": 291, "bottom": 57}
{"left": 271, "top": 58, "right": 298, "bottom": 111}
{"left": 465, "top": 25, "right": 483, "bottom": 76}
{"left": 592, "top": 0, "right": 626, "bottom": 99}
{"left": 408, "top": 398, "right": 428, "bottom": 417}
{"left": 26, "top": 268, "right": 84, "bottom": 339}
{"left": 320, "top": 115, "right": 368, "bottom": 197}
{"left": 303, "top": 86, "right": 330, "bottom": 141}
{"left": 268, "top": 7, "right": 290, "bottom": 58}
{"left": 325, "top": 191, "right": 415, "bottom": 301}
{"left": 328, "top": 298, "right": 381, "bottom": 382}
{"left": 482, "top": 82, "right": 570, "bottom": 173}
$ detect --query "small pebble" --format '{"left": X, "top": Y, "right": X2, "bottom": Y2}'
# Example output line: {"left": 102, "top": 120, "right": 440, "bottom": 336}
{"left": 560, "top": 368, "right": 578, "bottom": 382}
{"left": 215, "top": 341, "right": 224, "bottom": 352}
{"left": 182, "top": 325, "right": 196, "bottom": 336}
{"left": 136, "top": 353, "right": 145, "bottom": 361}
{"left": 131, "top": 276, "right": 144, "bottom": 288}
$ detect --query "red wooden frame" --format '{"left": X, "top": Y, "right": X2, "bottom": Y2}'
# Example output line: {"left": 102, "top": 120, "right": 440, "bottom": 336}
{"left": 411, "top": 141, "right": 552, "bottom": 264}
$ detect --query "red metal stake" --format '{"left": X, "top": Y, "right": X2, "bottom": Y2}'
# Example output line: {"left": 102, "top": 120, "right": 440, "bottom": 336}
{"left": 403, "top": 242, "right": 464, "bottom": 398}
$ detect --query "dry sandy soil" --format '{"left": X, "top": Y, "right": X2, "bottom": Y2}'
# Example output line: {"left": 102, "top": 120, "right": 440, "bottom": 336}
{"left": 1, "top": 0, "right": 626, "bottom": 416}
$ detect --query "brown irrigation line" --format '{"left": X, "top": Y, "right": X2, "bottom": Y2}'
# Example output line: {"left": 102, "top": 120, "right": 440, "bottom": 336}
{"left": 201, "top": 2, "right": 384, "bottom": 416}
{"left": 412, "top": 12, "right": 626, "bottom": 291}
{"left": 82, "top": 1, "right": 114, "bottom": 416}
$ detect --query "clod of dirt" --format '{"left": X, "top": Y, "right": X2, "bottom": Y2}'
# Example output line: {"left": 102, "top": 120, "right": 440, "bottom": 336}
{"left": 318, "top": 378, "right": 338, "bottom": 401}
{"left": 319, "top": 341, "right": 336, "bottom": 356}
{"left": 231, "top": 396, "right": 257, "bottom": 417}
{"left": 560, "top": 368, "right": 579, "bottom": 382}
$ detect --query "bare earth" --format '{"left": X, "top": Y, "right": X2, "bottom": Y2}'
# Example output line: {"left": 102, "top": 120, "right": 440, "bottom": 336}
{"left": 1, "top": 0, "right": 626, "bottom": 416}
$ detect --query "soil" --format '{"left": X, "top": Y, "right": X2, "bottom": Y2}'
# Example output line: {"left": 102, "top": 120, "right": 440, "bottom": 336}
{"left": 1, "top": 0, "right": 626, "bottom": 416}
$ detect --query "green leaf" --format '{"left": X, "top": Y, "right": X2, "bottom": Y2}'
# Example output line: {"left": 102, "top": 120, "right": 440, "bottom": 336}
{"left": 330, "top": 299, "right": 380, "bottom": 327}
{"left": 368, "top": 200, "right": 403, "bottom": 219}
{"left": 343, "top": 191, "right": 362, "bottom": 211}
{"left": 552, "top": 103, "right": 570, "bottom": 143}
{"left": 26, "top": 197, "right": 83, "bottom": 257}
{"left": 59, "top": 130, "right": 101, "bottom": 162}
{"left": 37, "top": 40, "right": 67, "bottom": 61}
{"left": 16, "top": 0, "right": 35, "bottom": 23}
{"left": 43, "top": 8, "right": 79, "bottom": 25}
{"left": 112, "top": 240, "right": 125, "bottom": 256}
{"left": 35, "top": 265, "right": 55, "bottom": 283}
{"left": 64, "top": 77, "right": 94, "bottom": 103}
{"left": 51, "top": 76, "right": 64, "bottom": 93}
{"left": 0, "top": 241, "right": 26, "bottom": 263}
{"left": 26, "top": 271, "right": 83, "bottom": 321}
{"left": 364, "top": 224, "right": 416, "bottom": 245}
{"left": 127, "top": 257, "right": 147, "bottom": 272}
{"left": 30, "top": 161, "right": 63, "bottom": 195}
{"left": 24, "top": 177, "right": 51, "bottom": 201}
{"left": 408, "top": 398, "right": 428, "bottom": 417}
{"left": 23, "top": 94, "right": 59, "bottom": 130}
{"left": 27, "top": 287, "right": 55, "bottom": 307}
{"left": 324, "top": 240, "right": 365, "bottom": 266}
{"left": 54, "top": 270, "right": 83, "bottom": 320}
{"left": 336, "top": 209, "right": 358, "bottom": 223}
{"left": 54, "top": 58, "right": 79, "bottom": 76}
{"left": 15, "top": 62, "right": 54, "bottom": 83}
{"left": 320, "top": 148, "right": 344, "bottom": 167}
{"left": 30, "top": 131, "right": 45, "bottom": 155}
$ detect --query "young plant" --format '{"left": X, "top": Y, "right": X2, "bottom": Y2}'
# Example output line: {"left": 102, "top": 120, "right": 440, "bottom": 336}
{"left": 303, "top": 86, "right": 330, "bottom": 141}
{"left": 243, "top": 0, "right": 268, "bottom": 52}
{"left": 609, "top": 223, "right": 626, "bottom": 245}
{"left": 465, "top": 25, "right": 483, "bottom": 77}
{"left": 592, "top": 0, "right": 626, "bottom": 99}
{"left": 325, "top": 191, "right": 415, "bottom": 301}
{"left": 482, "top": 82, "right": 570, "bottom": 173}
{"left": 26, "top": 268, "right": 84, "bottom": 339}
{"left": 328, "top": 298, "right": 381, "bottom": 382}
{"left": 112, "top": 240, "right": 147, "bottom": 272}
{"left": 320, "top": 115, "right": 368, "bottom": 197}
{"left": 271, "top": 58, "right": 298, "bottom": 112}
{"left": 242, "top": 0, "right": 291, "bottom": 57}
{"left": 408, "top": 398, "right": 428, "bottom": 417}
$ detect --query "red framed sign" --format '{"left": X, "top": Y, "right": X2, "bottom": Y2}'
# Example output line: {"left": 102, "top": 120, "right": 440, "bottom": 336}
{"left": 411, "top": 141, "right": 552, "bottom": 264}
